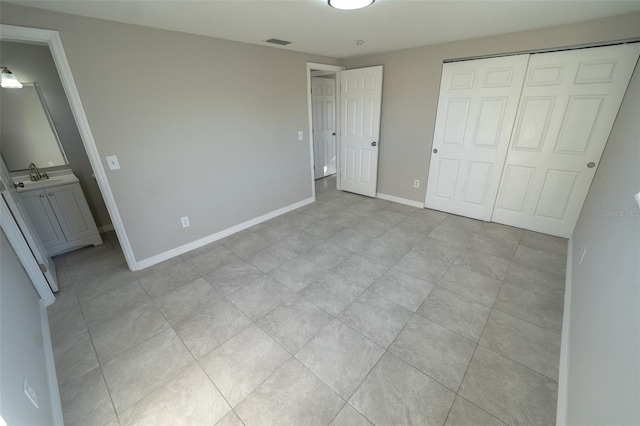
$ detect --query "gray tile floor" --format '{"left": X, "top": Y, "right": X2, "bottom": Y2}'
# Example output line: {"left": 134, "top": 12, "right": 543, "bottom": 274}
{"left": 49, "top": 175, "right": 567, "bottom": 426}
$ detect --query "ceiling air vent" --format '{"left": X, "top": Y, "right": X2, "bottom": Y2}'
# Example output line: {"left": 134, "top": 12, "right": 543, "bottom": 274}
{"left": 266, "top": 38, "right": 292, "bottom": 46}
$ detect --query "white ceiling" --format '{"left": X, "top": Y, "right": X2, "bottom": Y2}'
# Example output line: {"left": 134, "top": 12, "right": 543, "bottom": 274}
{"left": 7, "top": 0, "right": 640, "bottom": 58}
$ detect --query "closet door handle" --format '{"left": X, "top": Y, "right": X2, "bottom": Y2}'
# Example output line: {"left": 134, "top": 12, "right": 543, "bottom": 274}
{"left": 48, "top": 192, "right": 54, "bottom": 196}
{"left": 39, "top": 194, "right": 45, "bottom": 198}
{"left": 587, "top": 162, "right": 596, "bottom": 168}
{"left": 433, "top": 149, "right": 438, "bottom": 154}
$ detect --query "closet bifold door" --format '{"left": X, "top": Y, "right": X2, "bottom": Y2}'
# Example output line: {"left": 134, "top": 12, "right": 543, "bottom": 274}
{"left": 424, "top": 54, "right": 529, "bottom": 221}
{"left": 491, "top": 43, "right": 640, "bottom": 238}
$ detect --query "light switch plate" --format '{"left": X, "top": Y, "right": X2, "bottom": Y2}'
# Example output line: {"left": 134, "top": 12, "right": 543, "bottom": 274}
{"left": 298, "top": 131, "right": 304, "bottom": 141}
{"left": 106, "top": 155, "right": 120, "bottom": 170}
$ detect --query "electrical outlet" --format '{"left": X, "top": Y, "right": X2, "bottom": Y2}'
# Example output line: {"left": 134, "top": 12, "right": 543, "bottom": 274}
{"left": 106, "top": 155, "right": 120, "bottom": 170}
{"left": 413, "top": 179, "right": 420, "bottom": 188}
{"left": 181, "top": 216, "right": 190, "bottom": 228}
{"left": 298, "top": 131, "right": 304, "bottom": 141}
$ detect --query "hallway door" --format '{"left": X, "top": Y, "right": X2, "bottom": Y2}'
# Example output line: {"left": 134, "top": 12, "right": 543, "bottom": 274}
{"left": 339, "top": 66, "right": 383, "bottom": 197}
{"left": 312, "top": 77, "right": 337, "bottom": 179}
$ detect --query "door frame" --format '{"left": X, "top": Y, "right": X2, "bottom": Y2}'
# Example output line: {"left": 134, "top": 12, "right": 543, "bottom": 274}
{"left": 306, "top": 62, "right": 345, "bottom": 199}
{"left": 0, "top": 24, "right": 137, "bottom": 270}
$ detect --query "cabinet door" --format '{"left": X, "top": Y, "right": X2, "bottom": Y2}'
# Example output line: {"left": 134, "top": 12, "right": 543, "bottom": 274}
{"left": 19, "top": 190, "right": 67, "bottom": 249}
{"left": 47, "top": 184, "right": 99, "bottom": 242}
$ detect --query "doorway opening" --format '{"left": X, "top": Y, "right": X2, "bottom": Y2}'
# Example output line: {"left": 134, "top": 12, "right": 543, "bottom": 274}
{"left": 0, "top": 25, "right": 136, "bottom": 278}
{"left": 306, "top": 63, "right": 344, "bottom": 199}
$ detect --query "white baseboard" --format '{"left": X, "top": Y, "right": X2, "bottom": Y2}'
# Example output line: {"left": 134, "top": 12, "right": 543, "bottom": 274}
{"left": 556, "top": 239, "right": 573, "bottom": 426}
{"left": 98, "top": 223, "right": 114, "bottom": 233}
{"left": 40, "top": 302, "right": 64, "bottom": 426}
{"left": 376, "top": 192, "right": 424, "bottom": 209}
{"left": 134, "top": 197, "right": 315, "bottom": 270}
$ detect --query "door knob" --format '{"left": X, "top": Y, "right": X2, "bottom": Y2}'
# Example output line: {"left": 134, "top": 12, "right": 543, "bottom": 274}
{"left": 587, "top": 162, "right": 596, "bottom": 168}
{"left": 39, "top": 194, "right": 45, "bottom": 198}
{"left": 371, "top": 141, "right": 377, "bottom": 147}
{"left": 433, "top": 149, "right": 438, "bottom": 154}
{"left": 48, "top": 193, "right": 54, "bottom": 196}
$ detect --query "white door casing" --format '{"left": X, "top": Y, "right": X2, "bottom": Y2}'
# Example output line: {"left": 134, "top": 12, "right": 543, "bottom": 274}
{"left": 311, "top": 77, "right": 337, "bottom": 179}
{"left": 339, "top": 66, "right": 383, "bottom": 197}
{"left": 425, "top": 54, "right": 530, "bottom": 220}
{"left": 492, "top": 44, "right": 640, "bottom": 237}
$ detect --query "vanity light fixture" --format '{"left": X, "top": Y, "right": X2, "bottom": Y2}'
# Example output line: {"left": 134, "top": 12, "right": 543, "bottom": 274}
{"left": 1, "top": 67, "right": 23, "bottom": 88}
{"left": 328, "top": 0, "right": 375, "bottom": 10}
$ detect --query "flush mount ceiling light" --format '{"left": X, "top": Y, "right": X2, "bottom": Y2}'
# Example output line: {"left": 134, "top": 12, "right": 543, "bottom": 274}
{"left": 1, "top": 67, "right": 23, "bottom": 88}
{"left": 328, "top": 0, "right": 375, "bottom": 10}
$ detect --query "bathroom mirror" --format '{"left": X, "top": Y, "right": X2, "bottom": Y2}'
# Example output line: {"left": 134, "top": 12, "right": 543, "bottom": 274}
{"left": 0, "top": 82, "right": 69, "bottom": 172}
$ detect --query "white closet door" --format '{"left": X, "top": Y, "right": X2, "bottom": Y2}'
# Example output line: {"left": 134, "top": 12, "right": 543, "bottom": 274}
{"left": 492, "top": 44, "right": 640, "bottom": 237}
{"left": 425, "top": 55, "right": 529, "bottom": 221}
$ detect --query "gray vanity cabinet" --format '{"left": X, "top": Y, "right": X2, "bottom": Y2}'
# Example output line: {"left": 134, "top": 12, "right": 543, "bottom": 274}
{"left": 19, "top": 182, "right": 102, "bottom": 256}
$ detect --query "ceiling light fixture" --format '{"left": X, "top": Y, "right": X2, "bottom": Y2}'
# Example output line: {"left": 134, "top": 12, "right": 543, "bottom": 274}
{"left": 1, "top": 67, "right": 23, "bottom": 88}
{"left": 328, "top": 0, "right": 375, "bottom": 10}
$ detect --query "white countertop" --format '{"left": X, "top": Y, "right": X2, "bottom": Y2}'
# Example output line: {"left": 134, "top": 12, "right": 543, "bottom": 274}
{"left": 13, "top": 169, "right": 79, "bottom": 192}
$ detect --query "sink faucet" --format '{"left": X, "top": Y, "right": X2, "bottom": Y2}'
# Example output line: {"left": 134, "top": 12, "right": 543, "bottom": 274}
{"left": 29, "top": 163, "right": 48, "bottom": 181}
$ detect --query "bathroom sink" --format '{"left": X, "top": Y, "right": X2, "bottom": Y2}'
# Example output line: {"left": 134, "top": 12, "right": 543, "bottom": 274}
{"left": 14, "top": 170, "right": 79, "bottom": 192}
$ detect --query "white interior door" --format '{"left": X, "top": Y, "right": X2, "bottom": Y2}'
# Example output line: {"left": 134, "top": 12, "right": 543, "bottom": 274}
{"left": 492, "top": 44, "right": 640, "bottom": 237}
{"left": 339, "top": 66, "right": 383, "bottom": 197}
{"left": 424, "top": 55, "right": 530, "bottom": 220}
{"left": 0, "top": 157, "right": 59, "bottom": 292}
{"left": 311, "top": 77, "right": 337, "bottom": 179}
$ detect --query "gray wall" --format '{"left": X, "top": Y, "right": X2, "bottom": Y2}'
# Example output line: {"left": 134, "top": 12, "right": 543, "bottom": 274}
{"left": 1, "top": 3, "right": 341, "bottom": 261}
{"left": 344, "top": 13, "right": 640, "bottom": 202}
{"left": 566, "top": 62, "right": 640, "bottom": 425}
{"left": 0, "top": 41, "right": 112, "bottom": 228}
{"left": 2, "top": 4, "right": 638, "bottom": 262}
{"left": 0, "top": 229, "right": 55, "bottom": 425}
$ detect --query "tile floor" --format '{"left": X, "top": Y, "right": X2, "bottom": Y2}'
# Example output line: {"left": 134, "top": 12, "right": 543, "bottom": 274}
{"left": 48, "top": 175, "right": 567, "bottom": 426}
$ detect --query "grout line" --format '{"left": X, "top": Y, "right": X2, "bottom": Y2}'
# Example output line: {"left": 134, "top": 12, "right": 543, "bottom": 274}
{"left": 55, "top": 177, "right": 565, "bottom": 425}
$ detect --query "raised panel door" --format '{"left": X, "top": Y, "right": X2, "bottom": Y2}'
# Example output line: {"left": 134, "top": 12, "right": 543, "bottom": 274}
{"left": 492, "top": 43, "right": 640, "bottom": 237}
{"left": 339, "top": 66, "right": 383, "bottom": 197}
{"left": 425, "top": 54, "right": 530, "bottom": 220}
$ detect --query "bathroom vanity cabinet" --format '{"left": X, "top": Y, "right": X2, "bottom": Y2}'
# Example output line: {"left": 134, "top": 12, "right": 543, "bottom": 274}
{"left": 17, "top": 172, "right": 102, "bottom": 256}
